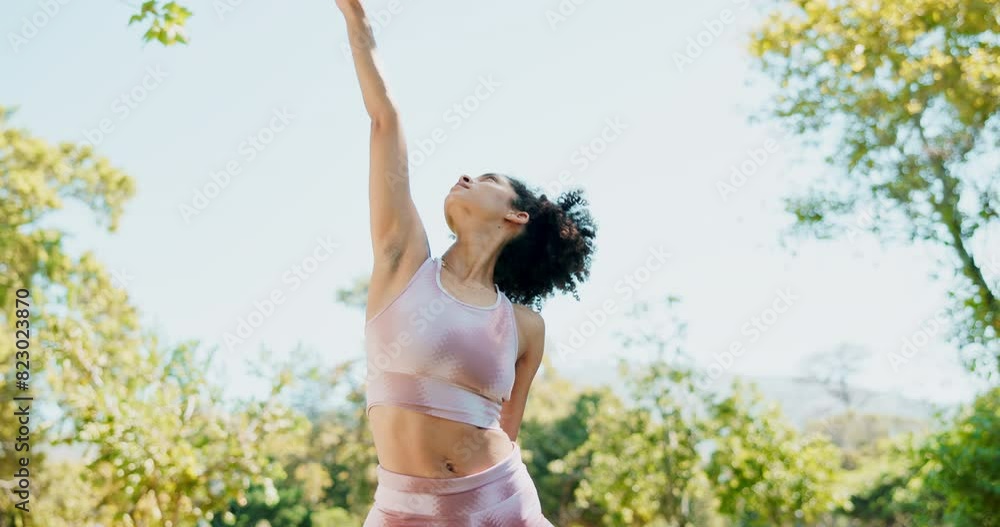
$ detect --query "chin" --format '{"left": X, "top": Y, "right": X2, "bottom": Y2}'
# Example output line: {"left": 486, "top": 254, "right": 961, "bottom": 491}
{"left": 443, "top": 194, "right": 466, "bottom": 212}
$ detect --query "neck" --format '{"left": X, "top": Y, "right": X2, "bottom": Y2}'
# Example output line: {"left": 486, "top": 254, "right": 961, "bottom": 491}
{"left": 441, "top": 239, "right": 503, "bottom": 289}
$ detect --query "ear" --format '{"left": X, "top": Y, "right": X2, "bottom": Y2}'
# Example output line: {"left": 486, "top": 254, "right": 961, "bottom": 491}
{"left": 508, "top": 210, "right": 529, "bottom": 226}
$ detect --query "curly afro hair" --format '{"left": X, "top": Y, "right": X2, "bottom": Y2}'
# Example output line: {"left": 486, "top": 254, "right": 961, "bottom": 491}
{"left": 491, "top": 175, "right": 598, "bottom": 311}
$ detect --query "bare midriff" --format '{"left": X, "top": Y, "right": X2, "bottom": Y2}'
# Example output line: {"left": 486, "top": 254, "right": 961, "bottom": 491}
{"left": 368, "top": 405, "right": 514, "bottom": 478}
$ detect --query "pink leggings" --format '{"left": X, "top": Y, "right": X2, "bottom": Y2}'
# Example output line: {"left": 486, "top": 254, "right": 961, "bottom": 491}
{"left": 363, "top": 441, "right": 554, "bottom": 526}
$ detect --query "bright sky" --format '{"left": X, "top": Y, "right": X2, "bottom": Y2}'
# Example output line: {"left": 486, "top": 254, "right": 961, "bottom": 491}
{"left": 3, "top": 0, "right": 992, "bottom": 407}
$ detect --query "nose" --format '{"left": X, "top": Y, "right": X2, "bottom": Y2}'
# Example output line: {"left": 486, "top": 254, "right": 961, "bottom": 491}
{"left": 460, "top": 175, "right": 472, "bottom": 184}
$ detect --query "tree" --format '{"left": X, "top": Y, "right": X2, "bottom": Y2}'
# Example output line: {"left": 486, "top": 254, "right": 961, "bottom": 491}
{"left": 841, "top": 436, "right": 929, "bottom": 527}
{"left": 796, "top": 344, "right": 875, "bottom": 469}
{"left": 558, "top": 365, "right": 721, "bottom": 527}
{"left": 909, "top": 387, "right": 1000, "bottom": 527}
{"left": 845, "top": 389, "right": 1000, "bottom": 527}
{"left": 517, "top": 364, "right": 594, "bottom": 521}
{"left": 0, "top": 106, "right": 309, "bottom": 525}
{"left": 704, "top": 379, "right": 847, "bottom": 526}
{"left": 749, "top": 0, "right": 1000, "bottom": 376}
{"left": 550, "top": 300, "right": 711, "bottom": 526}
{"left": 1, "top": 103, "right": 134, "bottom": 521}
{"left": 798, "top": 344, "right": 871, "bottom": 414}
{"left": 128, "top": 1, "right": 193, "bottom": 45}
{"left": 558, "top": 391, "right": 717, "bottom": 527}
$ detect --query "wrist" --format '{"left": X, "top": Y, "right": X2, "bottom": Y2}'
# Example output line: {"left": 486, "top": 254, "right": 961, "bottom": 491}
{"left": 339, "top": 1, "right": 365, "bottom": 20}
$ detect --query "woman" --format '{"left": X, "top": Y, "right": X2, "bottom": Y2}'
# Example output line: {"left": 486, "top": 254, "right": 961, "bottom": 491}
{"left": 335, "top": 1, "right": 597, "bottom": 525}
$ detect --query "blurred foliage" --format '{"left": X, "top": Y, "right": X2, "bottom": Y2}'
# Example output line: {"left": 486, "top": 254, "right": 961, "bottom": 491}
{"left": 1, "top": 104, "right": 996, "bottom": 526}
{"left": 558, "top": 370, "right": 719, "bottom": 527}
{"left": 908, "top": 386, "right": 1000, "bottom": 526}
{"left": 750, "top": 0, "right": 1000, "bottom": 376}
{"left": 843, "top": 388, "right": 1000, "bottom": 527}
{"left": 128, "top": 1, "right": 192, "bottom": 46}
{"left": 838, "top": 434, "right": 932, "bottom": 526}
{"left": 705, "top": 380, "right": 846, "bottom": 526}
{"left": 0, "top": 106, "right": 308, "bottom": 526}
{"left": 805, "top": 411, "right": 928, "bottom": 470}
{"left": 2, "top": 1, "right": 998, "bottom": 524}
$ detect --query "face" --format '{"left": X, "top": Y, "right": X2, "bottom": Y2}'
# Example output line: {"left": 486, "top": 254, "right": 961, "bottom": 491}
{"left": 444, "top": 173, "right": 526, "bottom": 235}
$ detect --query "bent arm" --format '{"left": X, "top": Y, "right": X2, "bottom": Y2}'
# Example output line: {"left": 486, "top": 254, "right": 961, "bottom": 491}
{"left": 500, "top": 310, "right": 546, "bottom": 442}
{"left": 338, "top": 0, "right": 426, "bottom": 262}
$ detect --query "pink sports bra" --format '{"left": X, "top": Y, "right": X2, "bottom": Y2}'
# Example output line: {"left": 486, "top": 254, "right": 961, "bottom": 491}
{"left": 364, "top": 253, "right": 518, "bottom": 431}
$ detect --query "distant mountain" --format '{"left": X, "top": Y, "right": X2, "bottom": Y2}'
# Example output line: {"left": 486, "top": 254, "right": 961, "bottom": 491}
{"left": 563, "top": 363, "right": 948, "bottom": 430}
{"left": 745, "top": 375, "right": 946, "bottom": 428}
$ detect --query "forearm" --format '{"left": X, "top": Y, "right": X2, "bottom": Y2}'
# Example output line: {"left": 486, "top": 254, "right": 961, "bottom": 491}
{"left": 339, "top": 1, "right": 397, "bottom": 123}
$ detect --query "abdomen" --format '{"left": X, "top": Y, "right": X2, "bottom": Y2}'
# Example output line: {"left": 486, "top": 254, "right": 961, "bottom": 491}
{"left": 368, "top": 405, "right": 512, "bottom": 478}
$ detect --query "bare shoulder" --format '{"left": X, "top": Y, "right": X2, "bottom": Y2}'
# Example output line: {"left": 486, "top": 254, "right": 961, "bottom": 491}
{"left": 512, "top": 304, "right": 545, "bottom": 361}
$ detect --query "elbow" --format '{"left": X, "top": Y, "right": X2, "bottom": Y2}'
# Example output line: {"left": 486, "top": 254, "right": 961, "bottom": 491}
{"left": 370, "top": 109, "right": 399, "bottom": 130}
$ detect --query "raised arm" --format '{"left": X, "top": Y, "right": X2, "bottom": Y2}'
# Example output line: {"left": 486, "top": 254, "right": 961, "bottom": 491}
{"left": 337, "top": 0, "right": 429, "bottom": 269}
